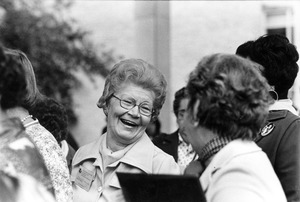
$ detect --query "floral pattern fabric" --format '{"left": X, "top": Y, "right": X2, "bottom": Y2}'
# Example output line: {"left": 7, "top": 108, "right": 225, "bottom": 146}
{"left": 25, "top": 120, "right": 73, "bottom": 202}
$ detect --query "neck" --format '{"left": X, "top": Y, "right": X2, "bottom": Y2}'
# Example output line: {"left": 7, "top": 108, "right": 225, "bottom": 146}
{"left": 106, "top": 132, "right": 127, "bottom": 152}
{"left": 5, "top": 107, "right": 35, "bottom": 125}
{"left": 199, "top": 136, "right": 231, "bottom": 167}
{"left": 278, "top": 91, "right": 288, "bottom": 100}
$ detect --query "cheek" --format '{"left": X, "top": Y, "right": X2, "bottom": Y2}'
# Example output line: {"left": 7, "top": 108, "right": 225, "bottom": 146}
{"left": 107, "top": 102, "right": 125, "bottom": 116}
{"left": 182, "top": 117, "right": 193, "bottom": 137}
{"left": 106, "top": 106, "right": 123, "bottom": 126}
{"left": 140, "top": 117, "right": 151, "bottom": 128}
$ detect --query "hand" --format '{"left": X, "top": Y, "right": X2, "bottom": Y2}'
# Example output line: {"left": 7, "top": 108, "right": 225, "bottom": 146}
{"left": 184, "top": 160, "right": 204, "bottom": 178}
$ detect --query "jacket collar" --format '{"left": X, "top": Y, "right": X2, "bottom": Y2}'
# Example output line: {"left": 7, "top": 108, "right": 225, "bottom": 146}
{"left": 200, "top": 139, "right": 261, "bottom": 192}
{"left": 72, "top": 136, "right": 101, "bottom": 166}
{"left": 268, "top": 110, "right": 288, "bottom": 122}
{"left": 72, "top": 132, "right": 155, "bottom": 174}
{"left": 115, "top": 133, "right": 155, "bottom": 173}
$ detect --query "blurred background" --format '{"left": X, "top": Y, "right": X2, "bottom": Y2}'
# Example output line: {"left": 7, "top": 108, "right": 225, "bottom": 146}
{"left": 1, "top": 0, "right": 299, "bottom": 147}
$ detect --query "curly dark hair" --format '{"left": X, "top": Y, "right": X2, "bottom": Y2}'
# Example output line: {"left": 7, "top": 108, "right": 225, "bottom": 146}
{"left": 235, "top": 40, "right": 254, "bottom": 58}
{"left": 186, "top": 54, "right": 271, "bottom": 140}
{"left": 173, "top": 87, "right": 187, "bottom": 117}
{"left": 0, "top": 46, "right": 27, "bottom": 110}
{"left": 236, "top": 34, "right": 299, "bottom": 99}
{"left": 29, "top": 97, "right": 68, "bottom": 144}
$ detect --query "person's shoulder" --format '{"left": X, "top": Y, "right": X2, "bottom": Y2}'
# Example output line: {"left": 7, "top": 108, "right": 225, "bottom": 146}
{"left": 25, "top": 122, "right": 59, "bottom": 144}
{"left": 152, "top": 145, "right": 180, "bottom": 174}
{"left": 72, "top": 137, "right": 101, "bottom": 166}
{"left": 75, "top": 140, "right": 97, "bottom": 156}
{"left": 268, "top": 110, "right": 300, "bottom": 133}
{"left": 269, "top": 110, "right": 300, "bottom": 121}
{"left": 285, "top": 110, "right": 300, "bottom": 121}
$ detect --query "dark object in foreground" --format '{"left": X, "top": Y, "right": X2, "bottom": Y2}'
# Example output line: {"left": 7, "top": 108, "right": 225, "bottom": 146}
{"left": 117, "top": 172, "right": 206, "bottom": 202}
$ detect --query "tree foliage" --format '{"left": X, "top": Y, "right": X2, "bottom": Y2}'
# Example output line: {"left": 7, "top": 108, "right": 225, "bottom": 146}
{"left": 0, "top": 0, "right": 116, "bottom": 125}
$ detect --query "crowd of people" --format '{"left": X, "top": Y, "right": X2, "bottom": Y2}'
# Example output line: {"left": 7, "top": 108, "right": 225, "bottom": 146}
{"left": 0, "top": 33, "right": 299, "bottom": 202}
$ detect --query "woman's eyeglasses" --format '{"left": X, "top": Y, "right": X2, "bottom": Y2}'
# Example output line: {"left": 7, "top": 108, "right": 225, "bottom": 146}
{"left": 112, "top": 94, "right": 153, "bottom": 117}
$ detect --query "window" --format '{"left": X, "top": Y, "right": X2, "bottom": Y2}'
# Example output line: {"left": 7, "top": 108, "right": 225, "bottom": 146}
{"left": 263, "top": 5, "right": 294, "bottom": 42}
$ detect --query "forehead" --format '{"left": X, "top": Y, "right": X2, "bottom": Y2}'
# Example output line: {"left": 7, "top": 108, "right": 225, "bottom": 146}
{"left": 116, "top": 83, "right": 155, "bottom": 103}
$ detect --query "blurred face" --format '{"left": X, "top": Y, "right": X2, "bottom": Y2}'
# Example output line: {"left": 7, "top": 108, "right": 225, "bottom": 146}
{"left": 177, "top": 98, "right": 190, "bottom": 143}
{"left": 106, "top": 83, "right": 155, "bottom": 148}
{"left": 182, "top": 100, "right": 210, "bottom": 154}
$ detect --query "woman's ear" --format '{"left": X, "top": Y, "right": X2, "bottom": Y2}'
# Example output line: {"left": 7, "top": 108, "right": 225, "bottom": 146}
{"left": 192, "top": 100, "right": 200, "bottom": 127}
{"left": 97, "top": 96, "right": 109, "bottom": 116}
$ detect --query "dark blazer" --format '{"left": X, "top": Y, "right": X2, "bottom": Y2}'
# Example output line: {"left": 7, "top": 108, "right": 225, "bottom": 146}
{"left": 255, "top": 110, "right": 300, "bottom": 202}
{"left": 152, "top": 130, "right": 179, "bottom": 162}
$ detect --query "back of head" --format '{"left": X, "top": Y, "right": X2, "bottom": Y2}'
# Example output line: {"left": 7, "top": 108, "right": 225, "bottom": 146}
{"left": 97, "top": 58, "right": 167, "bottom": 120}
{"left": 236, "top": 34, "right": 299, "bottom": 99}
{"left": 29, "top": 97, "right": 68, "bottom": 144}
{"left": 186, "top": 53, "right": 271, "bottom": 140}
{"left": 4, "top": 48, "right": 42, "bottom": 109}
{"left": 0, "top": 46, "right": 27, "bottom": 110}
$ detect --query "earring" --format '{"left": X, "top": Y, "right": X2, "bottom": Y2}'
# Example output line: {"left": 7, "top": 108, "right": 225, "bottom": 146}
{"left": 269, "top": 86, "right": 278, "bottom": 101}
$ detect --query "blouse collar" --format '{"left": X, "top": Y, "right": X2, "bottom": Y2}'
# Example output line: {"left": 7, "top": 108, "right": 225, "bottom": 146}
{"left": 72, "top": 132, "right": 156, "bottom": 174}
{"left": 269, "top": 99, "right": 298, "bottom": 115}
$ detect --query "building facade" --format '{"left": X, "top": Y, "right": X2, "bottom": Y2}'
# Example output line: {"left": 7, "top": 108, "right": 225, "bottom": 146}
{"left": 70, "top": 1, "right": 300, "bottom": 146}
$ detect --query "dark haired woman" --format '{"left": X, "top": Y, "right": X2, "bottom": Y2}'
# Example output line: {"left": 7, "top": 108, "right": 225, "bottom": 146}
{"left": 4, "top": 49, "right": 72, "bottom": 202}
{"left": 0, "top": 46, "right": 55, "bottom": 201}
{"left": 236, "top": 34, "right": 300, "bottom": 201}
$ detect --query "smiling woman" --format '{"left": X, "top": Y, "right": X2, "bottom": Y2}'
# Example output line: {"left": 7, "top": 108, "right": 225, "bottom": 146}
{"left": 71, "top": 58, "right": 180, "bottom": 202}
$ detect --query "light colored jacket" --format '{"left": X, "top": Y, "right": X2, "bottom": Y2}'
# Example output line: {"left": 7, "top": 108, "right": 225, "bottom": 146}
{"left": 200, "top": 139, "right": 287, "bottom": 202}
{"left": 71, "top": 133, "right": 180, "bottom": 202}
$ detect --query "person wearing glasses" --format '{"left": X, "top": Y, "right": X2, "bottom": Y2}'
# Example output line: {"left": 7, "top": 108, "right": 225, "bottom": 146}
{"left": 71, "top": 59, "right": 180, "bottom": 202}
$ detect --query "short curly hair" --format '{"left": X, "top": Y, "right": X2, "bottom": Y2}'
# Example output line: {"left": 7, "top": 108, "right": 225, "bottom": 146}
{"left": 186, "top": 54, "right": 271, "bottom": 140}
{"left": 97, "top": 59, "right": 167, "bottom": 121}
{"left": 29, "top": 97, "right": 68, "bottom": 144}
{"left": 173, "top": 87, "right": 187, "bottom": 117}
{"left": 0, "top": 46, "right": 27, "bottom": 110}
{"left": 236, "top": 34, "right": 299, "bottom": 99}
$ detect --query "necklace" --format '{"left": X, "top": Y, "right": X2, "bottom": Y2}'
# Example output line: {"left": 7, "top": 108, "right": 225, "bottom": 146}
{"left": 21, "top": 115, "right": 33, "bottom": 123}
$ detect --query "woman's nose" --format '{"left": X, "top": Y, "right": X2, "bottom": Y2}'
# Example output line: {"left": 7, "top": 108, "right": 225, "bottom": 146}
{"left": 128, "top": 105, "right": 140, "bottom": 117}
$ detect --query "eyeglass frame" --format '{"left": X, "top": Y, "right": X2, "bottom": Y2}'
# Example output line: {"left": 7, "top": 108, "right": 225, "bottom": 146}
{"left": 111, "top": 94, "right": 154, "bottom": 117}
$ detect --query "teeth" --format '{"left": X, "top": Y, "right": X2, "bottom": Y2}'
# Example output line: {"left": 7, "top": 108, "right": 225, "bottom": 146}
{"left": 121, "top": 119, "right": 137, "bottom": 127}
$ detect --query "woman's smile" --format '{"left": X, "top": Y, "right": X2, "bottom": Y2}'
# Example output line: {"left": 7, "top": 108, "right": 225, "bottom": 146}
{"left": 106, "top": 83, "right": 155, "bottom": 145}
{"left": 120, "top": 117, "right": 139, "bottom": 128}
